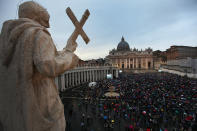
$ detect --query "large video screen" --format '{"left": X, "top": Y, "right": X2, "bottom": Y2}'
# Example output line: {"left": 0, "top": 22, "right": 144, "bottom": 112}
{"left": 107, "top": 74, "right": 112, "bottom": 79}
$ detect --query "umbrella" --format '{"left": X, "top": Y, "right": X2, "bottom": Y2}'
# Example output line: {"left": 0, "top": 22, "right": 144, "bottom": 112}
{"left": 104, "top": 116, "right": 107, "bottom": 120}
{"left": 142, "top": 111, "right": 146, "bottom": 115}
{"left": 88, "top": 82, "right": 97, "bottom": 88}
{"left": 185, "top": 116, "right": 193, "bottom": 121}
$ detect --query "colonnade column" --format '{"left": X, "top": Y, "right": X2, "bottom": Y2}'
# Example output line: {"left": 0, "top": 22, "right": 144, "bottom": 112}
{"left": 104, "top": 70, "right": 106, "bottom": 79}
{"left": 87, "top": 71, "right": 89, "bottom": 82}
{"left": 70, "top": 73, "right": 72, "bottom": 86}
{"left": 116, "top": 69, "right": 119, "bottom": 78}
{"left": 127, "top": 58, "right": 131, "bottom": 69}
{"left": 103, "top": 69, "right": 105, "bottom": 79}
{"left": 78, "top": 71, "right": 81, "bottom": 84}
{"left": 81, "top": 71, "right": 84, "bottom": 83}
{"left": 60, "top": 74, "right": 65, "bottom": 91}
{"left": 75, "top": 72, "right": 78, "bottom": 85}
{"left": 88, "top": 71, "right": 90, "bottom": 82}
{"left": 103, "top": 69, "right": 106, "bottom": 79}
{"left": 74, "top": 72, "right": 76, "bottom": 86}
{"left": 133, "top": 58, "right": 135, "bottom": 69}
{"left": 87, "top": 71, "right": 88, "bottom": 82}
{"left": 91, "top": 70, "right": 93, "bottom": 81}
{"left": 96, "top": 70, "right": 98, "bottom": 81}
{"left": 146, "top": 58, "right": 148, "bottom": 69}
{"left": 69, "top": 73, "right": 72, "bottom": 87}
{"left": 100, "top": 70, "right": 102, "bottom": 80}
{"left": 97, "top": 70, "right": 100, "bottom": 80}
{"left": 137, "top": 58, "right": 138, "bottom": 68}
{"left": 97, "top": 70, "right": 99, "bottom": 80}
{"left": 99, "top": 70, "right": 101, "bottom": 80}
{"left": 66, "top": 73, "right": 69, "bottom": 88}
{"left": 84, "top": 71, "right": 87, "bottom": 82}
{"left": 68, "top": 73, "right": 71, "bottom": 87}
{"left": 92, "top": 70, "right": 95, "bottom": 82}
{"left": 101, "top": 70, "right": 103, "bottom": 80}
{"left": 83, "top": 71, "right": 85, "bottom": 83}
{"left": 65, "top": 73, "right": 68, "bottom": 88}
{"left": 76, "top": 72, "right": 78, "bottom": 85}
{"left": 86, "top": 71, "right": 88, "bottom": 82}
{"left": 90, "top": 70, "right": 93, "bottom": 82}
{"left": 70, "top": 72, "right": 74, "bottom": 86}
{"left": 73, "top": 72, "right": 75, "bottom": 86}
{"left": 89, "top": 71, "right": 91, "bottom": 82}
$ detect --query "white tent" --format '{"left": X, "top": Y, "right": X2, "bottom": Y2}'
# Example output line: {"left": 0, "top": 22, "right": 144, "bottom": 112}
{"left": 88, "top": 82, "right": 97, "bottom": 88}
{"left": 104, "top": 92, "right": 120, "bottom": 97}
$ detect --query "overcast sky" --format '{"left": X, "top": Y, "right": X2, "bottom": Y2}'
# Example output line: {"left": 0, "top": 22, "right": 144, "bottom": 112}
{"left": 0, "top": 0, "right": 197, "bottom": 60}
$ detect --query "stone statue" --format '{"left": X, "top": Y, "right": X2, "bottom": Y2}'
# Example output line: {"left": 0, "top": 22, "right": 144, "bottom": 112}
{"left": 0, "top": 1, "right": 82, "bottom": 131}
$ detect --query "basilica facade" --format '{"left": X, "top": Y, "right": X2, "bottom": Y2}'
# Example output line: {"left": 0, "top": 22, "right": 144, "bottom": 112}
{"left": 106, "top": 37, "right": 154, "bottom": 70}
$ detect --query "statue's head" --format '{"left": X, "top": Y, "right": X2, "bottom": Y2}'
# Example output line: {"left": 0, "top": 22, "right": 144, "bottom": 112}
{"left": 18, "top": 1, "right": 50, "bottom": 28}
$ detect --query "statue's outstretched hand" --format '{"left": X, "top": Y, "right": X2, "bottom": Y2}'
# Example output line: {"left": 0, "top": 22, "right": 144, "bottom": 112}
{"left": 64, "top": 36, "right": 78, "bottom": 52}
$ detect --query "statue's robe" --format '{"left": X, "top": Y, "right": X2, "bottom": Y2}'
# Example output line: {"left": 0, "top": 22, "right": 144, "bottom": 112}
{"left": 0, "top": 18, "right": 78, "bottom": 131}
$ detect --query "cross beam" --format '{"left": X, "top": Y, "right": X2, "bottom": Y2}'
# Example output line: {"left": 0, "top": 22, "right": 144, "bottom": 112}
{"left": 66, "top": 7, "right": 90, "bottom": 44}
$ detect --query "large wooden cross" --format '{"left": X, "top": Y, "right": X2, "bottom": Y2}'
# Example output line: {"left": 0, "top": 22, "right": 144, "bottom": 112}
{"left": 66, "top": 7, "right": 90, "bottom": 44}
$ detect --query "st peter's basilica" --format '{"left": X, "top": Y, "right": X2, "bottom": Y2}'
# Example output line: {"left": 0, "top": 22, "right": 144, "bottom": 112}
{"left": 106, "top": 37, "right": 154, "bottom": 70}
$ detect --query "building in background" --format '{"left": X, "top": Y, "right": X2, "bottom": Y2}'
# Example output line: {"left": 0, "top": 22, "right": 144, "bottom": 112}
{"left": 77, "top": 58, "right": 109, "bottom": 67}
{"left": 161, "top": 45, "right": 197, "bottom": 78}
{"left": 153, "top": 50, "right": 167, "bottom": 70}
{"left": 106, "top": 37, "right": 154, "bottom": 72}
{"left": 166, "top": 46, "right": 197, "bottom": 60}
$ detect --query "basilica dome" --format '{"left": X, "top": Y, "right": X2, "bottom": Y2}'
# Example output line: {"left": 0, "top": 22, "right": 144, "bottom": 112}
{"left": 117, "top": 37, "right": 130, "bottom": 51}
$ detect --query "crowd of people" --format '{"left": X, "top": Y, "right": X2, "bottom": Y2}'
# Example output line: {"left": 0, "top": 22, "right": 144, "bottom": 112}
{"left": 62, "top": 72, "right": 197, "bottom": 131}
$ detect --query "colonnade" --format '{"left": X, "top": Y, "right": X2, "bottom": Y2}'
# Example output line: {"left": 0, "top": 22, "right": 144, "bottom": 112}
{"left": 55, "top": 66, "right": 119, "bottom": 91}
